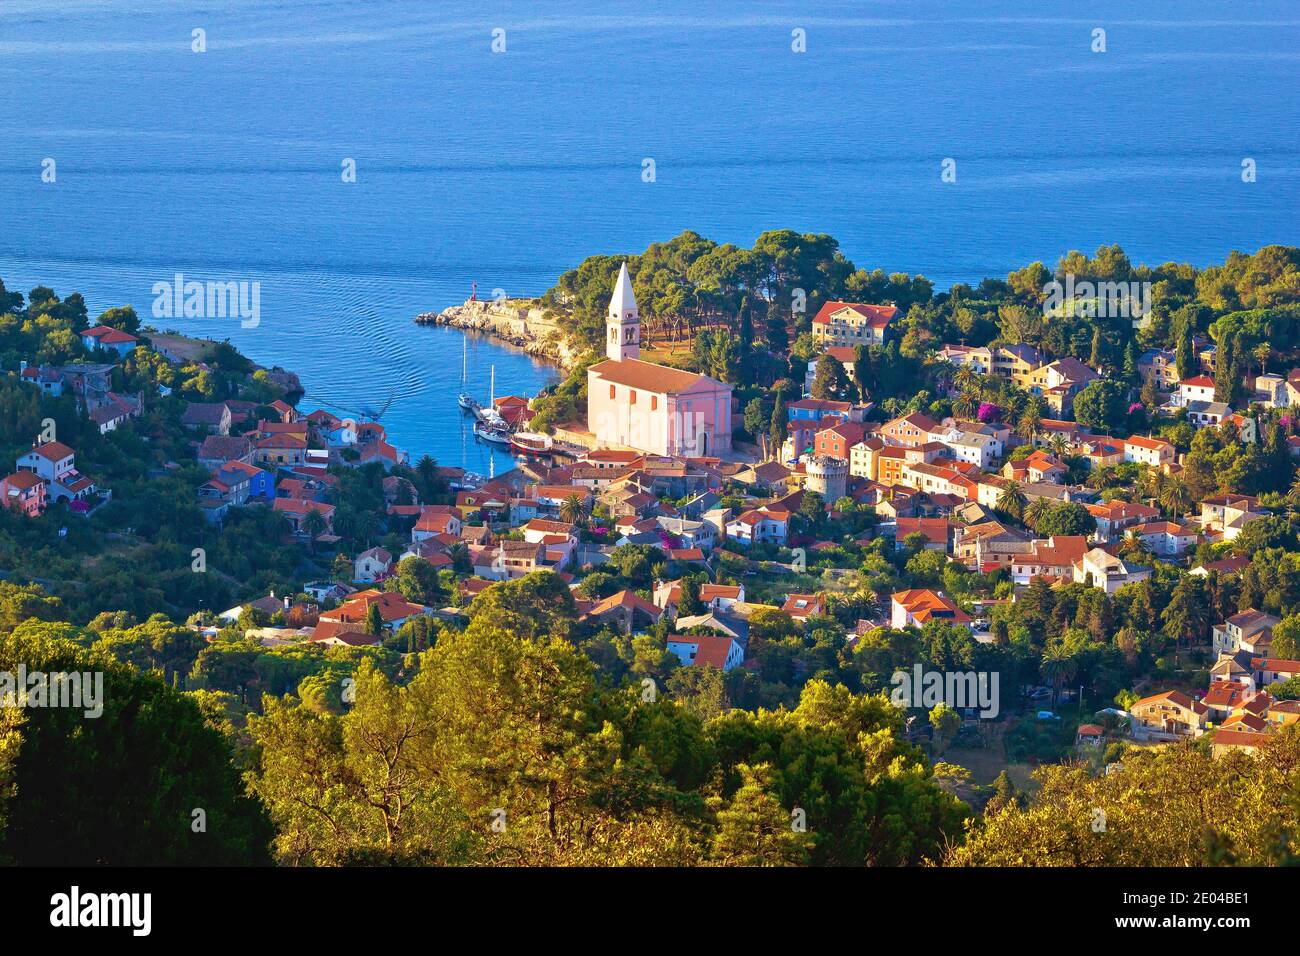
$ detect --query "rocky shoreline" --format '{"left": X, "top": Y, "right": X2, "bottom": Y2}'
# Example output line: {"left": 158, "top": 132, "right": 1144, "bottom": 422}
{"left": 414, "top": 298, "right": 579, "bottom": 372}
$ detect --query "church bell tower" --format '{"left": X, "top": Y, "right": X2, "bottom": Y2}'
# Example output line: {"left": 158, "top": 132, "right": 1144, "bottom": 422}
{"left": 606, "top": 261, "right": 640, "bottom": 361}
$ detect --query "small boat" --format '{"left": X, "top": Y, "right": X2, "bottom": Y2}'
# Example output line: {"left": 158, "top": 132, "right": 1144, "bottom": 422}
{"left": 457, "top": 338, "right": 474, "bottom": 410}
{"left": 511, "top": 431, "right": 553, "bottom": 455}
{"left": 473, "top": 419, "right": 511, "bottom": 445}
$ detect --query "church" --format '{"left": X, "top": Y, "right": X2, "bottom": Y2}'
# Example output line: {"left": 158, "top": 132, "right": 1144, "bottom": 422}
{"left": 586, "top": 263, "right": 733, "bottom": 457}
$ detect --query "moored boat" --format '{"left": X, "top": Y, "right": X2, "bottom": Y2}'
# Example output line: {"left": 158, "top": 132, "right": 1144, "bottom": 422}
{"left": 511, "top": 431, "right": 553, "bottom": 455}
{"left": 473, "top": 419, "right": 511, "bottom": 444}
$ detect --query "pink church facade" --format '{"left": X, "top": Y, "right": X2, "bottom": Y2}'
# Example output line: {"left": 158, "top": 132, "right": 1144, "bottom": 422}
{"left": 586, "top": 263, "right": 732, "bottom": 457}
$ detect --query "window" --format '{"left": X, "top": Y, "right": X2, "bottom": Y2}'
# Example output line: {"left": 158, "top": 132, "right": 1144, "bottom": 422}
{"left": 651, "top": 395, "right": 657, "bottom": 411}
{"left": 609, "top": 384, "right": 616, "bottom": 399}
{"left": 630, "top": 390, "right": 637, "bottom": 405}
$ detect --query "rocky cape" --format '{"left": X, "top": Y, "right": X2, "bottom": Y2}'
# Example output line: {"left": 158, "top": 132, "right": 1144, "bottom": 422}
{"left": 415, "top": 299, "right": 580, "bottom": 372}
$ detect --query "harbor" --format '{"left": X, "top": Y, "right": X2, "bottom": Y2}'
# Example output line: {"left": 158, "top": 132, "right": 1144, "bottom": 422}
{"left": 456, "top": 337, "right": 585, "bottom": 465}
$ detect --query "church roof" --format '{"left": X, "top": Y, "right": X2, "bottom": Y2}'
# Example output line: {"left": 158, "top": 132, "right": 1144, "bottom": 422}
{"left": 589, "top": 358, "right": 717, "bottom": 394}
{"left": 610, "top": 262, "right": 637, "bottom": 316}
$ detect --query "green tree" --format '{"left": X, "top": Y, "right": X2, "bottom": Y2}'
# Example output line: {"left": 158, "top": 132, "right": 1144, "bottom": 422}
{"left": 810, "top": 353, "right": 849, "bottom": 400}
{"left": 1072, "top": 380, "right": 1126, "bottom": 435}
{"left": 710, "top": 763, "right": 809, "bottom": 866}
{"left": 0, "top": 629, "right": 272, "bottom": 864}
{"left": 559, "top": 493, "right": 591, "bottom": 527}
{"left": 996, "top": 481, "right": 1027, "bottom": 522}
{"left": 928, "top": 702, "right": 960, "bottom": 756}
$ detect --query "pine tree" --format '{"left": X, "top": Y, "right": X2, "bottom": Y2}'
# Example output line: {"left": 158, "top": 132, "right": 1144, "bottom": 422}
{"left": 810, "top": 353, "right": 848, "bottom": 400}
{"left": 1214, "top": 336, "right": 1235, "bottom": 403}
{"left": 1175, "top": 322, "right": 1195, "bottom": 379}
{"left": 737, "top": 297, "right": 755, "bottom": 387}
{"left": 711, "top": 763, "right": 809, "bottom": 866}
{"left": 853, "top": 345, "right": 871, "bottom": 403}
{"left": 769, "top": 387, "right": 788, "bottom": 459}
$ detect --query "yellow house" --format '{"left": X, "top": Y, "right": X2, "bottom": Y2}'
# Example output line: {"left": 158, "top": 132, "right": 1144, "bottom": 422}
{"left": 849, "top": 437, "right": 883, "bottom": 481}
{"left": 811, "top": 301, "right": 898, "bottom": 347}
{"left": 1130, "top": 690, "right": 1208, "bottom": 741}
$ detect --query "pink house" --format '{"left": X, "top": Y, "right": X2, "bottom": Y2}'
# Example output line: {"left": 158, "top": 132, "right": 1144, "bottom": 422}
{"left": 1, "top": 471, "right": 47, "bottom": 517}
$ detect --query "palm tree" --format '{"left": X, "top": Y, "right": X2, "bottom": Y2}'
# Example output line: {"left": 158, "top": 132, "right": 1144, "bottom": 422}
{"left": 1046, "top": 432, "right": 1070, "bottom": 459}
{"left": 560, "top": 493, "right": 591, "bottom": 527}
{"left": 953, "top": 388, "right": 980, "bottom": 421}
{"left": 952, "top": 364, "right": 977, "bottom": 397}
{"left": 353, "top": 509, "right": 379, "bottom": 548}
{"left": 1017, "top": 403, "right": 1042, "bottom": 442}
{"left": 997, "top": 481, "right": 1027, "bottom": 522}
{"left": 1024, "top": 497, "right": 1053, "bottom": 532}
{"left": 1040, "top": 643, "right": 1078, "bottom": 711}
{"left": 1117, "top": 529, "right": 1152, "bottom": 563}
{"left": 1140, "top": 467, "right": 1169, "bottom": 509}
{"left": 1159, "top": 475, "right": 1193, "bottom": 520}
{"left": 1254, "top": 341, "right": 1272, "bottom": 376}
{"left": 301, "top": 507, "right": 327, "bottom": 554}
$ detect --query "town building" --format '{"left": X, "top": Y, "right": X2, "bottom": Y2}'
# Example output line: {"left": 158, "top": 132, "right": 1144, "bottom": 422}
{"left": 586, "top": 264, "right": 733, "bottom": 456}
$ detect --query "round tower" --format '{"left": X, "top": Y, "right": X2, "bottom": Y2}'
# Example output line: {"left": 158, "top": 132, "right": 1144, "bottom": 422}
{"left": 806, "top": 455, "right": 849, "bottom": 502}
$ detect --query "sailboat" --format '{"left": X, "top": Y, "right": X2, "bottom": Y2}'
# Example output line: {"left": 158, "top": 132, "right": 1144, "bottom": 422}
{"left": 480, "top": 365, "right": 507, "bottom": 427}
{"left": 473, "top": 418, "right": 511, "bottom": 445}
{"left": 457, "top": 337, "right": 476, "bottom": 411}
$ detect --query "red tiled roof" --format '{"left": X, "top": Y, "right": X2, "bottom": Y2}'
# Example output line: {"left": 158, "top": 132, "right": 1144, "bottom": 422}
{"left": 811, "top": 301, "right": 898, "bottom": 327}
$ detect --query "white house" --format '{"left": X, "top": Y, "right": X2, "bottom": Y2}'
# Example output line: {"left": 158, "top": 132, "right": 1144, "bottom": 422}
{"left": 1123, "top": 435, "right": 1175, "bottom": 468}
{"left": 1176, "top": 375, "right": 1216, "bottom": 406}
{"left": 15, "top": 441, "right": 96, "bottom": 503}
{"left": 354, "top": 547, "right": 393, "bottom": 583}
{"left": 665, "top": 633, "right": 745, "bottom": 671}
{"left": 1073, "top": 548, "right": 1152, "bottom": 594}
{"left": 725, "top": 508, "right": 788, "bottom": 546}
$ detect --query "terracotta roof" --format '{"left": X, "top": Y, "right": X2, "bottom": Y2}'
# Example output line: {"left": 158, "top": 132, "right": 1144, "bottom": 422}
{"left": 1133, "top": 689, "right": 1207, "bottom": 714}
{"left": 25, "top": 441, "right": 74, "bottom": 462}
{"left": 892, "top": 589, "right": 970, "bottom": 623}
{"left": 1125, "top": 434, "right": 1173, "bottom": 451}
{"left": 1210, "top": 729, "right": 1267, "bottom": 749}
{"left": 3, "top": 471, "right": 43, "bottom": 490}
{"left": 588, "top": 358, "right": 710, "bottom": 394}
{"left": 82, "top": 325, "right": 137, "bottom": 345}
{"left": 677, "top": 633, "right": 738, "bottom": 669}
{"left": 273, "top": 498, "right": 335, "bottom": 518}
{"left": 589, "top": 589, "right": 662, "bottom": 619}
{"left": 811, "top": 301, "right": 898, "bottom": 327}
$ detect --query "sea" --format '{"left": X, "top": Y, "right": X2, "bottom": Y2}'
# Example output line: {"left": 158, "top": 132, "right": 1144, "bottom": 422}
{"left": 1, "top": 0, "right": 1297, "bottom": 475}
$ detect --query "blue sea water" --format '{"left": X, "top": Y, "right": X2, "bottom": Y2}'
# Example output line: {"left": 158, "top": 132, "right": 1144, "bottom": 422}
{"left": 0, "top": 0, "right": 1297, "bottom": 473}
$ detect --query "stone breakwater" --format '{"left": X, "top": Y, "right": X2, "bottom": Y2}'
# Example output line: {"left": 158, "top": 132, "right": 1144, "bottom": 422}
{"left": 414, "top": 299, "right": 579, "bottom": 372}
